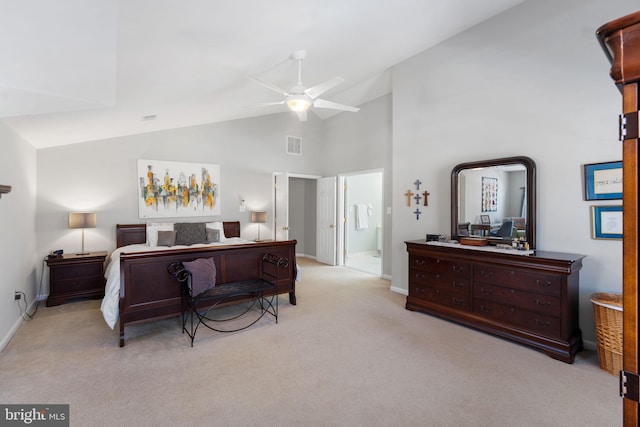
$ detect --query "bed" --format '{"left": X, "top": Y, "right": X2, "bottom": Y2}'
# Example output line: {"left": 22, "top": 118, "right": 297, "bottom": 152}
{"left": 102, "top": 222, "right": 297, "bottom": 346}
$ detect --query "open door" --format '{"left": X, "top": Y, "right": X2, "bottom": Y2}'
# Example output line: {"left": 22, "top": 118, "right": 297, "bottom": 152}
{"left": 274, "top": 172, "right": 289, "bottom": 240}
{"left": 316, "top": 176, "right": 337, "bottom": 265}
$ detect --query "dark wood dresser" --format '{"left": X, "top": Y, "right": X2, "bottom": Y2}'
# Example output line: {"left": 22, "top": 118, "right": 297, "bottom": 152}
{"left": 46, "top": 251, "right": 107, "bottom": 306}
{"left": 405, "top": 241, "right": 585, "bottom": 363}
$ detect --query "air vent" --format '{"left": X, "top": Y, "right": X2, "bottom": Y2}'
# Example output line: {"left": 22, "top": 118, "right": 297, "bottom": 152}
{"left": 287, "top": 136, "right": 302, "bottom": 155}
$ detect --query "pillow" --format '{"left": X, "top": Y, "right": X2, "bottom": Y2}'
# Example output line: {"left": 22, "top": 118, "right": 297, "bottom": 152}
{"left": 206, "top": 222, "right": 227, "bottom": 242}
{"left": 175, "top": 222, "right": 207, "bottom": 245}
{"left": 183, "top": 257, "right": 216, "bottom": 296}
{"left": 156, "top": 230, "right": 176, "bottom": 246}
{"left": 205, "top": 228, "right": 220, "bottom": 243}
{"left": 146, "top": 222, "right": 174, "bottom": 246}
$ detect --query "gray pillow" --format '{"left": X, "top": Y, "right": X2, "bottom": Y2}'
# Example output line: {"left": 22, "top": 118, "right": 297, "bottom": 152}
{"left": 205, "top": 228, "right": 220, "bottom": 243}
{"left": 183, "top": 257, "right": 216, "bottom": 296}
{"left": 175, "top": 222, "right": 206, "bottom": 245}
{"left": 156, "top": 230, "right": 177, "bottom": 246}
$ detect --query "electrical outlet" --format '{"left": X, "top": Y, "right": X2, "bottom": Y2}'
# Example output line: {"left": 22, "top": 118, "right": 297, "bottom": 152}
{"left": 14, "top": 291, "right": 21, "bottom": 301}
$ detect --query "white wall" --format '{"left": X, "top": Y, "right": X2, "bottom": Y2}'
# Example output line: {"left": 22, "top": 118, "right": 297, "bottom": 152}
{"left": 391, "top": 0, "right": 635, "bottom": 344}
{"left": 35, "top": 113, "right": 324, "bottom": 287}
{"left": 322, "top": 94, "right": 392, "bottom": 276}
{"left": 0, "top": 123, "right": 37, "bottom": 350}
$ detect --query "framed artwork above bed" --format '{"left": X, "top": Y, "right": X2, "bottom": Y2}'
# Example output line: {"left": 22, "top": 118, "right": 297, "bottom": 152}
{"left": 138, "top": 159, "right": 221, "bottom": 218}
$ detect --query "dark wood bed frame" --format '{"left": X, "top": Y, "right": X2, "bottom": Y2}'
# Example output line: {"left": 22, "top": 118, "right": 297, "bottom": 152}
{"left": 115, "top": 222, "right": 297, "bottom": 346}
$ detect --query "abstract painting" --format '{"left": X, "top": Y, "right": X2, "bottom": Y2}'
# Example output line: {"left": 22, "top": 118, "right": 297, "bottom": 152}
{"left": 138, "top": 159, "right": 220, "bottom": 218}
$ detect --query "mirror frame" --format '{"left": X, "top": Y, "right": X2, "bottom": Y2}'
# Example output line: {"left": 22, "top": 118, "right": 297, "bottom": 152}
{"left": 451, "top": 156, "right": 537, "bottom": 248}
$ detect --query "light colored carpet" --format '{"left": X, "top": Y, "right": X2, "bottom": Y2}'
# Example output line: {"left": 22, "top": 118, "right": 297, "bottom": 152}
{"left": 0, "top": 258, "right": 621, "bottom": 426}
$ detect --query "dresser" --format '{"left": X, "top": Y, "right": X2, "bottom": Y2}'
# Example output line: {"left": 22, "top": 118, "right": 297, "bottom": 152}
{"left": 405, "top": 241, "right": 584, "bottom": 363}
{"left": 46, "top": 251, "right": 107, "bottom": 306}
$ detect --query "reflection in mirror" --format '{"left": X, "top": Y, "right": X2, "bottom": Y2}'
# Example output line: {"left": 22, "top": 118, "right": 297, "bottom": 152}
{"left": 451, "top": 156, "right": 536, "bottom": 249}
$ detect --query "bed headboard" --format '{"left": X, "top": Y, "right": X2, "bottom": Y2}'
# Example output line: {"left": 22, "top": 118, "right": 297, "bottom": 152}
{"left": 116, "top": 221, "right": 242, "bottom": 248}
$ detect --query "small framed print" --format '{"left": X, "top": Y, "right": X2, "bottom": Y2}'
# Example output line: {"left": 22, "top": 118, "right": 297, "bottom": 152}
{"left": 480, "top": 214, "right": 491, "bottom": 224}
{"left": 591, "top": 205, "right": 623, "bottom": 240}
{"left": 584, "top": 161, "right": 622, "bottom": 200}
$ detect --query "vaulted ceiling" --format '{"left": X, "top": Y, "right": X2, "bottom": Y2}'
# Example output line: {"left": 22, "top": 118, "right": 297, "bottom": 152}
{"left": 0, "top": 0, "right": 524, "bottom": 148}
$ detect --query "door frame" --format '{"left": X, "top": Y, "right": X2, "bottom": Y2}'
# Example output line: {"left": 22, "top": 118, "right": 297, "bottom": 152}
{"left": 337, "top": 168, "right": 384, "bottom": 271}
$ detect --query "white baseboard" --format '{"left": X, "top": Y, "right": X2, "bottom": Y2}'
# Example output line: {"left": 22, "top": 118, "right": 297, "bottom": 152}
{"left": 390, "top": 285, "right": 408, "bottom": 296}
{"left": 296, "top": 253, "right": 316, "bottom": 260}
{"left": 0, "top": 297, "right": 39, "bottom": 353}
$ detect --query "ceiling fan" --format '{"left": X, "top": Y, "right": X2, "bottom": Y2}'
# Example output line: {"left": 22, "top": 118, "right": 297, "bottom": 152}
{"left": 248, "top": 50, "right": 359, "bottom": 121}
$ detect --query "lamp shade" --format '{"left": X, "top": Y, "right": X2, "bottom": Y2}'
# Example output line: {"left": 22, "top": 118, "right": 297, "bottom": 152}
{"left": 68, "top": 212, "right": 96, "bottom": 229}
{"left": 251, "top": 211, "right": 266, "bottom": 224}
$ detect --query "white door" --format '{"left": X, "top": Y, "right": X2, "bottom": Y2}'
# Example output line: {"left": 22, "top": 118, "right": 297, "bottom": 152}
{"left": 274, "top": 172, "right": 289, "bottom": 240}
{"left": 316, "top": 176, "right": 337, "bottom": 265}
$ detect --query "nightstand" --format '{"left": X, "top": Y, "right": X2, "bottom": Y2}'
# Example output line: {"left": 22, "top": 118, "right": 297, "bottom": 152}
{"left": 45, "top": 251, "right": 108, "bottom": 307}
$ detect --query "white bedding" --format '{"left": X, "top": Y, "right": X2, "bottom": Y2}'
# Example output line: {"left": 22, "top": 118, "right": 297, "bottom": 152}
{"left": 100, "top": 238, "right": 254, "bottom": 329}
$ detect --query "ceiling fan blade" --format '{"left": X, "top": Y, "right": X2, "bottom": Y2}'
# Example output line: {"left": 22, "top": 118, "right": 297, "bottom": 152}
{"left": 296, "top": 110, "right": 308, "bottom": 121}
{"left": 248, "top": 75, "right": 289, "bottom": 96}
{"left": 244, "top": 100, "right": 286, "bottom": 108}
{"left": 304, "top": 77, "right": 345, "bottom": 99}
{"left": 313, "top": 98, "right": 360, "bottom": 112}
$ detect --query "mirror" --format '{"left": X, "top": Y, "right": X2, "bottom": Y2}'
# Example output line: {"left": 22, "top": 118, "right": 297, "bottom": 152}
{"left": 451, "top": 156, "right": 536, "bottom": 248}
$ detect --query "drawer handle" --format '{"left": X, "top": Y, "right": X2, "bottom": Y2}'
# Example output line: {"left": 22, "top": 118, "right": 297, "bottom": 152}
{"left": 535, "top": 299, "right": 551, "bottom": 306}
{"left": 415, "top": 273, "right": 425, "bottom": 280}
{"left": 435, "top": 273, "right": 440, "bottom": 279}
{"left": 535, "top": 319, "right": 551, "bottom": 328}
{"left": 452, "top": 266, "right": 463, "bottom": 272}
{"left": 453, "top": 297, "right": 464, "bottom": 305}
{"left": 416, "top": 287, "right": 425, "bottom": 295}
{"left": 480, "top": 288, "right": 492, "bottom": 296}
{"left": 480, "top": 271, "right": 494, "bottom": 278}
{"left": 452, "top": 281, "right": 463, "bottom": 289}
{"left": 535, "top": 279, "right": 552, "bottom": 287}
{"left": 415, "top": 259, "right": 425, "bottom": 266}
{"left": 479, "top": 305, "right": 493, "bottom": 313}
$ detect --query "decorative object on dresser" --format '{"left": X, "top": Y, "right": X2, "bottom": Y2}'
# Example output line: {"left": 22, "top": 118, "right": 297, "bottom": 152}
{"left": 45, "top": 251, "right": 107, "bottom": 307}
{"left": 405, "top": 241, "right": 584, "bottom": 363}
{"left": 68, "top": 212, "right": 96, "bottom": 255}
{"left": 0, "top": 184, "right": 11, "bottom": 198}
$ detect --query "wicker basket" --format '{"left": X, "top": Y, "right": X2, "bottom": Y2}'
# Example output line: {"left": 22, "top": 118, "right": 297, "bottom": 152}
{"left": 590, "top": 293, "right": 623, "bottom": 376}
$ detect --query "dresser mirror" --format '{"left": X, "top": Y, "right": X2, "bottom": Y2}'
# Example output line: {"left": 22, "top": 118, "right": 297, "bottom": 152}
{"left": 451, "top": 156, "right": 536, "bottom": 248}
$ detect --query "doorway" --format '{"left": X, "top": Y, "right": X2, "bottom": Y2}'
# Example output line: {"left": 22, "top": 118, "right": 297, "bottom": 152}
{"left": 340, "top": 170, "right": 383, "bottom": 276}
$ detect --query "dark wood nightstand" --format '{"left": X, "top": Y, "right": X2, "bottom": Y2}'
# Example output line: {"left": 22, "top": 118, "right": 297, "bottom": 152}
{"left": 45, "top": 251, "right": 108, "bottom": 306}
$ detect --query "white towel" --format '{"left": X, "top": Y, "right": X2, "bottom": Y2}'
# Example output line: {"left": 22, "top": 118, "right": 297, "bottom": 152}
{"left": 356, "top": 204, "right": 369, "bottom": 230}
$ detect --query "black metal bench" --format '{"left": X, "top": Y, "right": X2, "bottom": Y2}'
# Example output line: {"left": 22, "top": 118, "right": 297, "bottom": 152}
{"left": 167, "top": 253, "right": 287, "bottom": 346}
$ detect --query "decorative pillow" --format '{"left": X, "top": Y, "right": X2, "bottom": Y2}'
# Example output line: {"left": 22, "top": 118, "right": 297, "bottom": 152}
{"left": 183, "top": 257, "right": 216, "bottom": 296}
{"left": 205, "top": 228, "right": 220, "bottom": 243}
{"left": 146, "top": 222, "right": 174, "bottom": 246}
{"left": 205, "top": 222, "right": 227, "bottom": 242}
{"left": 156, "top": 230, "right": 177, "bottom": 246}
{"left": 175, "top": 222, "right": 206, "bottom": 245}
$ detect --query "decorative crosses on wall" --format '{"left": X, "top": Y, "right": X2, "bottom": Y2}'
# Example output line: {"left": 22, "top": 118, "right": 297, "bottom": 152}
{"left": 405, "top": 179, "right": 430, "bottom": 220}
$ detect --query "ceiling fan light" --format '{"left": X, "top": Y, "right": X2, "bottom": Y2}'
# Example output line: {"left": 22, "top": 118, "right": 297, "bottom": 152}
{"left": 287, "top": 97, "right": 311, "bottom": 112}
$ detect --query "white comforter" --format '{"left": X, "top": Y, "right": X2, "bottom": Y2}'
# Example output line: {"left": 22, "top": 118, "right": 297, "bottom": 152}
{"left": 100, "top": 238, "right": 254, "bottom": 329}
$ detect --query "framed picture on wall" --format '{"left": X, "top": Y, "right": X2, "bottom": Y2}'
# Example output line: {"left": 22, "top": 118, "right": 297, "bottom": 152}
{"left": 481, "top": 177, "right": 498, "bottom": 212}
{"left": 591, "top": 205, "right": 623, "bottom": 240}
{"left": 584, "top": 161, "right": 622, "bottom": 200}
{"left": 480, "top": 214, "right": 491, "bottom": 224}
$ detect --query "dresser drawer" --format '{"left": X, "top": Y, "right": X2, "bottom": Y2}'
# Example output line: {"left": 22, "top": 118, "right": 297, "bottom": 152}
{"left": 410, "top": 268, "right": 470, "bottom": 293}
{"left": 55, "top": 277, "right": 103, "bottom": 294}
{"left": 410, "top": 255, "right": 470, "bottom": 277}
{"left": 473, "top": 264, "right": 561, "bottom": 296}
{"left": 473, "top": 283, "right": 561, "bottom": 317}
{"left": 473, "top": 299, "right": 561, "bottom": 338}
{"left": 410, "top": 282, "right": 470, "bottom": 311}
{"left": 51, "top": 263, "right": 102, "bottom": 280}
